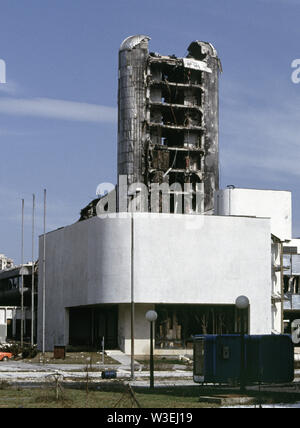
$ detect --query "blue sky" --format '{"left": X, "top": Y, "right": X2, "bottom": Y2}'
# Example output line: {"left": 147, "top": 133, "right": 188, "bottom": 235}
{"left": 1, "top": 0, "right": 300, "bottom": 263}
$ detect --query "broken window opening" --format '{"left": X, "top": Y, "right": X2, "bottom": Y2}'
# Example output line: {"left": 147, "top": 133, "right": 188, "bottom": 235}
{"left": 155, "top": 304, "right": 237, "bottom": 350}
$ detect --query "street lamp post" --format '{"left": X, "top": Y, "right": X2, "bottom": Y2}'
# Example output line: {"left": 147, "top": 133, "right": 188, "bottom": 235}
{"left": 145, "top": 310, "right": 157, "bottom": 389}
{"left": 235, "top": 295, "right": 249, "bottom": 393}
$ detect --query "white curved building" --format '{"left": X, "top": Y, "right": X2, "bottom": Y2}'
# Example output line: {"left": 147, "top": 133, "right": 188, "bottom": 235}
{"left": 38, "top": 212, "right": 273, "bottom": 354}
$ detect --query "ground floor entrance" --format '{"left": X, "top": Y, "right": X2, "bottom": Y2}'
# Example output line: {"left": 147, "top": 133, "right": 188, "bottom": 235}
{"left": 67, "top": 303, "right": 249, "bottom": 355}
{"left": 154, "top": 304, "right": 245, "bottom": 350}
{"left": 68, "top": 305, "right": 118, "bottom": 350}
{"left": 0, "top": 306, "right": 34, "bottom": 343}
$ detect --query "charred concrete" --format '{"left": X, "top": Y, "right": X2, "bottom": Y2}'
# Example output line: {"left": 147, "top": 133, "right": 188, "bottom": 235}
{"left": 118, "top": 36, "right": 222, "bottom": 214}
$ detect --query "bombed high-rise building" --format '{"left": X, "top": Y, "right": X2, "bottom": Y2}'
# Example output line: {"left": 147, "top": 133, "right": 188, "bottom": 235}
{"left": 39, "top": 35, "right": 290, "bottom": 355}
{"left": 118, "top": 35, "right": 222, "bottom": 213}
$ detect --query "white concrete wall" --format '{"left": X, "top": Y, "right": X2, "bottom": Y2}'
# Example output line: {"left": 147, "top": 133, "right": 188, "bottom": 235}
{"left": 118, "top": 304, "right": 155, "bottom": 354}
{"left": 38, "top": 213, "right": 272, "bottom": 352}
{"left": 38, "top": 216, "right": 131, "bottom": 349}
{"left": 215, "top": 188, "right": 292, "bottom": 241}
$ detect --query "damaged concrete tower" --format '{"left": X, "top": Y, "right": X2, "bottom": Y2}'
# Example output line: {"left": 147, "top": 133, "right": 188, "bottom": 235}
{"left": 118, "top": 35, "right": 221, "bottom": 213}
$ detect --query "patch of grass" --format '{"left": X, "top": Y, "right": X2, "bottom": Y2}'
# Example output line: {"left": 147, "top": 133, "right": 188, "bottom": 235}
{"left": 0, "top": 385, "right": 216, "bottom": 408}
{"left": 136, "top": 356, "right": 192, "bottom": 371}
{"left": 0, "top": 380, "right": 10, "bottom": 390}
{"left": 24, "top": 351, "right": 117, "bottom": 365}
{"left": 0, "top": 384, "right": 299, "bottom": 408}
{"left": 137, "top": 357, "right": 187, "bottom": 365}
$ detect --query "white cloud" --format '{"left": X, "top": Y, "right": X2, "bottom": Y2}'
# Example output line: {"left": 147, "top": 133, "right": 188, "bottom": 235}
{"left": 0, "top": 96, "right": 117, "bottom": 123}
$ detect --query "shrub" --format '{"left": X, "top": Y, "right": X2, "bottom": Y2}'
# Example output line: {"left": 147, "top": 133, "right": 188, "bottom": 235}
{"left": 22, "top": 345, "right": 38, "bottom": 359}
{"left": 0, "top": 343, "right": 38, "bottom": 359}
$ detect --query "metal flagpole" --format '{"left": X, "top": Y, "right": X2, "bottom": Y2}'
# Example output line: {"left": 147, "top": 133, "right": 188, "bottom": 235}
{"left": 21, "top": 199, "right": 24, "bottom": 348}
{"left": 42, "top": 189, "right": 46, "bottom": 354}
{"left": 31, "top": 194, "right": 35, "bottom": 346}
{"left": 131, "top": 210, "right": 135, "bottom": 380}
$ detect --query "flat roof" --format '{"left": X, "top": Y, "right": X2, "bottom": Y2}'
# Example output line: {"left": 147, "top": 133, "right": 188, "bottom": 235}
{"left": 220, "top": 187, "right": 291, "bottom": 193}
{"left": 0, "top": 264, "right": 33, "bottom": 280}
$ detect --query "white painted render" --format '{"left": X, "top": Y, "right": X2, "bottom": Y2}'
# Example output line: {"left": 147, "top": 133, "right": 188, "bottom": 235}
{"left": 38, "top": 213, "right": 272, "bottom": 353}
{"left": 118, "top": 304, "right": 155, "bottom": 355}
{"left": 215, "top": 188, "right": 292, "bottom": 241}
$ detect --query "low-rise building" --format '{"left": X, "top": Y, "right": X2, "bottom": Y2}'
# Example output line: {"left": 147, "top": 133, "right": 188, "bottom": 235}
{"left": 38, "top": 211, "right": 273, "bottom": 354}
{"left": 0, "top": 264, "right": 36, "bottom": 343}
{"left": 0, "top": 254, "right": 14, "bottom": 271}
{"left": 282, "top": 239, "right": 300, "bottom": 334}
